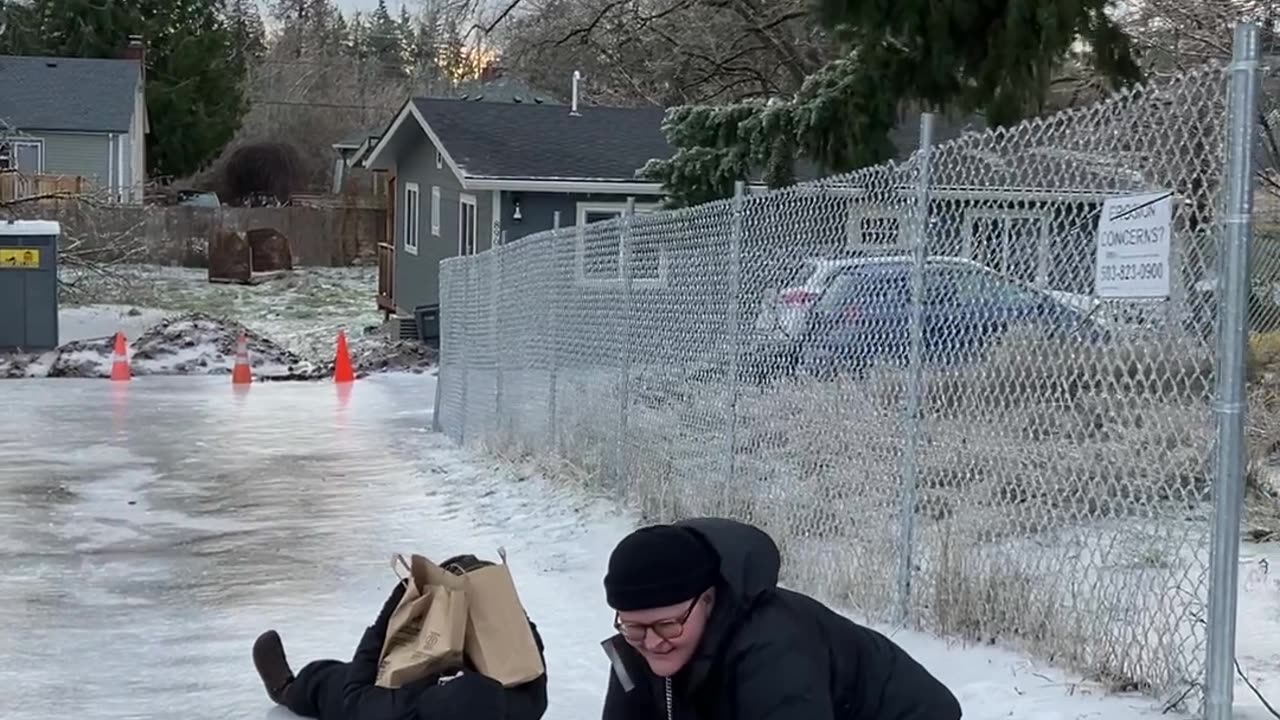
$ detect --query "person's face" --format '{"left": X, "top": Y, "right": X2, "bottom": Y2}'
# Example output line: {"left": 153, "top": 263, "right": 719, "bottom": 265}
{"left": 614, "top": 590, "right": 714, "bottom": 677}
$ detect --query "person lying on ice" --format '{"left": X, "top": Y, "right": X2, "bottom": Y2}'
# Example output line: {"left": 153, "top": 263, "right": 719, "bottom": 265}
{"left": 600, "top": 518, "right": 963, "bottom": 720}
{"left": 252, "top": 554, "right": 549, "bottom": 720}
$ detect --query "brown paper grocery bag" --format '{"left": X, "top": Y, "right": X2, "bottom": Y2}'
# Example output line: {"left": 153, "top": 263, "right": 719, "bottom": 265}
{"left": 453, "top": 549, "right": 546, "bottom": 687}
{"left": 376, "top": 554, "right": 469, "bottom": 689}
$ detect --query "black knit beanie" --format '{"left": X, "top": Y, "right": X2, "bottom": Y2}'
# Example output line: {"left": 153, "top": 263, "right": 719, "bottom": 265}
{"left": 604, "top": 525, "right": 720, "bottom": 611}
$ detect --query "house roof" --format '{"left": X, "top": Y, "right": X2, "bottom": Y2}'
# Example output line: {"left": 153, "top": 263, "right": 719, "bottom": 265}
{"left": 453, "top": 75, "right": 558, "bottom": 105}
{"left": 407, "top": 97, "right": 671, "bottom": 182}
{"left": 0, "top": 55, "right": 142, "bottom": 133}
{"left": 334, "top": 128, "right": 380, "bottom": 150}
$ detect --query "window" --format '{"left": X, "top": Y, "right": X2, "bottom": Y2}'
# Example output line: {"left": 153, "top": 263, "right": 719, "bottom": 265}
{"left": 847, "top": 207, "right": 904, "bottom": 251}
{"left": 431, "top": 186, "right": 441, "bottom": 236}
{"left": 0, "top": 140, "right": 43, "bottom": 172}
{"left": 962, "top": 208, "right": 1050, "bottom": 287}
{"left": 459, "top": 193, "right": 478, "bottom": 256}
{"left": 404, "top": 182, "right": 420, "bottom": 256}
{"left": 435, "top": 149, "right": 444, "bottom": 170}
{"left": 574, "top": 202, "right": 665, "bottom": 286}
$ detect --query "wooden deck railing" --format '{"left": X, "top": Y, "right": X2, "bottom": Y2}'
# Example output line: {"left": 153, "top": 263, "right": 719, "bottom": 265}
{"left": 0, "top": 172, "right": 86, "bottom": 203}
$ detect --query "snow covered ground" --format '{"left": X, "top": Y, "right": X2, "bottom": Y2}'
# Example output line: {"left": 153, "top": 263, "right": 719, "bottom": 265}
{"left": 0, "top": 373, "right": 1277, "bottom": 719}
{"left": 58, "top": 265, "right": 386, "bottom": 357}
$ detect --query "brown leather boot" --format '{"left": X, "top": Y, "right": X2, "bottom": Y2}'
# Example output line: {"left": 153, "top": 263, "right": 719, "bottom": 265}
{"left": 252, "top": 630, "right": 295, "bottom": 705}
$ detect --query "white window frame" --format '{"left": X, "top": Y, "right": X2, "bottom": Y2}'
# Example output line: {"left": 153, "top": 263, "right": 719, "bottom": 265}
{"left": 404, "top": 182, "right": 421, "bottom": 256}
{"left": 846, "top": 205, "right": 906, "bottom": 252}
{"left": 430, "top": 186, "right": 441, "bottom": 236}
{"left": 961, "top": 207, "right": 1052, "bottom": 288}
{"left": 573, "top": 201, "right": 666, "bottom": 288}
{"left": 0, "top": 138, "right": 44, "bottom": 173}
{"left": 459, "top": 193, "right": 478, "bottom": 256}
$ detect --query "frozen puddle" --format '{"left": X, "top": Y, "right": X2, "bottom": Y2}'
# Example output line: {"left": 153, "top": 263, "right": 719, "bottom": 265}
{"left": 0, "top": 374, "right": 1248, "bottom": 719}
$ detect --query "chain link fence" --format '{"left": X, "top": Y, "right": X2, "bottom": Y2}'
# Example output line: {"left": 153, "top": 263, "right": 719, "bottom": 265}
{"left": 436, "top": 39, "right": 1275, "bottom": 709}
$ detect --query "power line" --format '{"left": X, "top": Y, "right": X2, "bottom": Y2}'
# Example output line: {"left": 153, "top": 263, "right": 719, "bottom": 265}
{"left": 251, "top": 98, "right": 395, "bottom": 109}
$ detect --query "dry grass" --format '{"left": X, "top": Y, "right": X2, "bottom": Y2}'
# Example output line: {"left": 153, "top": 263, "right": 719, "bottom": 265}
{"left": 458, "top": 326, "right": 1280, "bottom": 704}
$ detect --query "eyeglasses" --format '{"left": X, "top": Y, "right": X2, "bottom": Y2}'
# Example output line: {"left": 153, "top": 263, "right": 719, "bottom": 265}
{"left": 615, "top": 598, "right": 699, "bottom": 643}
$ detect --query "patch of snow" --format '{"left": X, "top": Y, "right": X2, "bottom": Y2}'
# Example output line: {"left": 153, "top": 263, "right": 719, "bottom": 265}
{"left": 58, "top": 305, "right": 171, "bottom": 345}
{"left": 1235, "top": 541, "right": 1280, "bottom": 719}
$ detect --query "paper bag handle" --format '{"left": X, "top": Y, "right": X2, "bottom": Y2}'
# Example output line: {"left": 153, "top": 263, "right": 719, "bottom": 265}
{"left": 391, "top": 553, "right": 412, "bottom": 582}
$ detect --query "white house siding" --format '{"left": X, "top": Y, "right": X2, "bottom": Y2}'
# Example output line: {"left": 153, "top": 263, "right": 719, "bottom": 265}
{"left": 129, "top": 74, "right": 146, "bottom": 201}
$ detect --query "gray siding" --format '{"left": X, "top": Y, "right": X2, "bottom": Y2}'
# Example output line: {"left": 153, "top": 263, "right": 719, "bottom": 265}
{"left": 393, "top": 134, "right": 494, "bottom": 312}
{"left": 33, "top": 131, "right": 111, "bottom": 187}
{"left": 501, "top": 192, "right": 664, "bottom": 242}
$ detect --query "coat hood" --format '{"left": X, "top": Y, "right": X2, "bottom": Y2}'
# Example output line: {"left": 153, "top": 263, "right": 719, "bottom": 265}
{"left": 675, "top": 517, "right": 780, "bottom": 606}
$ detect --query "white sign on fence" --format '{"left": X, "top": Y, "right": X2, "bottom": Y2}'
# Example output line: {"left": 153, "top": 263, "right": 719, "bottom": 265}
{"left": 1093, "top": 191, "right": 1175, "bottom": 299}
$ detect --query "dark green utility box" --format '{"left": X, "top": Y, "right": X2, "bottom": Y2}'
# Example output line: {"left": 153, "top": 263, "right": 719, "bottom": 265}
{"left": 0, "top": 220, "right": 60, "bottom": 353}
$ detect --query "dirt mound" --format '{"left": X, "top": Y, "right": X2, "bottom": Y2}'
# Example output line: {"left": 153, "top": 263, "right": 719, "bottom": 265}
{"left": 2, "top": 309, "right": 437, "bottom": 381}
{"left": 37, "top": 312, "right": 325, "bottom": 379}
{"left": 348, "top": 337, "right": 438, "bottom": 376}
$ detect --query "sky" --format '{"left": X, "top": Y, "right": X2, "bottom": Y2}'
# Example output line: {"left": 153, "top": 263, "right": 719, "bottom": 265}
{"left": 333, "top": 0, "right": 393, "bottom": 13}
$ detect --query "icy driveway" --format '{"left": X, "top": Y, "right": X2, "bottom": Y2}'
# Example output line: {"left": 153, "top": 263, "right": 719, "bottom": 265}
{"left": 0, "top": 374, "right": 1229, "bottom": 720}
{"left": 0, "top": 375, "right": 623, "bottom": 720}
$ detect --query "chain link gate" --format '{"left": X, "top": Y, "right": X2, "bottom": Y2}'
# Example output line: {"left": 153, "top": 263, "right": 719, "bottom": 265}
{"left": 435, "top": 25, "right": 1272, "bottom": 715}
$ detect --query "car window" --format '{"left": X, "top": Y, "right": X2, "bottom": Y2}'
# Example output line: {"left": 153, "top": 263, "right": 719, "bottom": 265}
{"left": 813, "top": 266, "right": 908, "bottom": 311}
{"left": 784, "top": 259, "right": 822, "bottom": 287}
{"left": 940, "top": 266, "right": 1040, "bottom": 306}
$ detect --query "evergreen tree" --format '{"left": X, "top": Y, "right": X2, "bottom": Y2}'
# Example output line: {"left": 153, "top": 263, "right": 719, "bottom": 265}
{"left": 225, "top": 0, "right": 266, "bottom": 70}
{"left": 367, "top": 0, "right": 402, "bottom": 72}
{"left": 407, "top": 15, "right": 438, "bottom": 71}
{"left": 345, "top": 11, "right": 369, "bottom": 60}
{"left": 330, "top": 10, "right": 350, "bottom": 56}
{"left": 644, "top": 0, "right": 1142, "bottom": 206}
{"left": 0, "top": 0, "right": 249, "bottom": 179}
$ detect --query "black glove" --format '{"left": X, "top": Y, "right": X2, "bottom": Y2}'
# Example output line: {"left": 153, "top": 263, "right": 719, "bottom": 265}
{"left": 417, "top": 672, "right": 506, "bottom": 720}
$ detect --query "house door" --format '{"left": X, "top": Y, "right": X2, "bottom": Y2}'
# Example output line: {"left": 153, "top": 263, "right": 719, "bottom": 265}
{"left": 962, "top": 209, "right": 1049, "bottom": 287}
{"left": 459, "top": 194, "right": 477, "bottom": 255}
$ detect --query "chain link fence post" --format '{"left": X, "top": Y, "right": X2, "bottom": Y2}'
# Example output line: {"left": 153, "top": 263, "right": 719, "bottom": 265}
{"left": 1205, "top": 22, "right": 1262, "bottom": 720}
{"left": 895, "top": 112, "right": 936, "bottom": 624}
{"left": 725, "top": 181, "right": 746, "bottom": 498}
{"left": 458, "top": 259, "right": 473, "bottom": 445}
{"left": 615, "top": 198, "right": 636, "bottom": 487}
{"left": 493, "top": 245, "right": 505, "bottom": 441}
{"left": 548, "top": 212, "right": 562, "bottom": 449}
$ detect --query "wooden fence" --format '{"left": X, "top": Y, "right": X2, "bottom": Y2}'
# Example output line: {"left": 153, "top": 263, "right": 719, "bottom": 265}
{"left": 0, "top": 172, "right": 86, "bottom": 202}
{"left": 3, "top": 199, "right": 386, "bottom": 267}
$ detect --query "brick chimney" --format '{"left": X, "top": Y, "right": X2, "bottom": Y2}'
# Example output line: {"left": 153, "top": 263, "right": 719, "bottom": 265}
{"left": 121, "top": 35, "right": 145, "bottom": 63}
{"left": 479, "top": 62, "right": 503, "bottom": 84}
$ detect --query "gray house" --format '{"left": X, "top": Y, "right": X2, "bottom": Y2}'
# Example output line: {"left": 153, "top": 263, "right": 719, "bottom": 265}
{"left": 362, "top": 95, "right": 672, "bottom": 318}
{"left": 0, "top": 45, "right": 149, "bottom": 203}
{"left": 330, "top": 128, "right": 383, "bottom": 193}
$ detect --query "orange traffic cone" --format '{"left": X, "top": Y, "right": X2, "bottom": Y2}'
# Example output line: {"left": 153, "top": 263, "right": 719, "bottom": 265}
{"left": 231, "top": 333, "right": 253, "bottom": 385}
{"left": 109, "top": 332, "right": 131, "bottom": 382}
{"left": 333, "top": 330, "right": 355, "bottom": 384}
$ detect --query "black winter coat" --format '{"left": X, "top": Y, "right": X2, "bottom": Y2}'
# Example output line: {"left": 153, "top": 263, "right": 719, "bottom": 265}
{"left": 343, "top": 580, "right": 550, "bottom": 720}
{"left": 601, "top": 518, "right": 962, "bottom": 720}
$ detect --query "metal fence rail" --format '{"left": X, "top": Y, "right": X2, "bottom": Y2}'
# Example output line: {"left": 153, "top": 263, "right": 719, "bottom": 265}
{"left": 437, "top": 27, "right": 1270, "bottom": 713}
